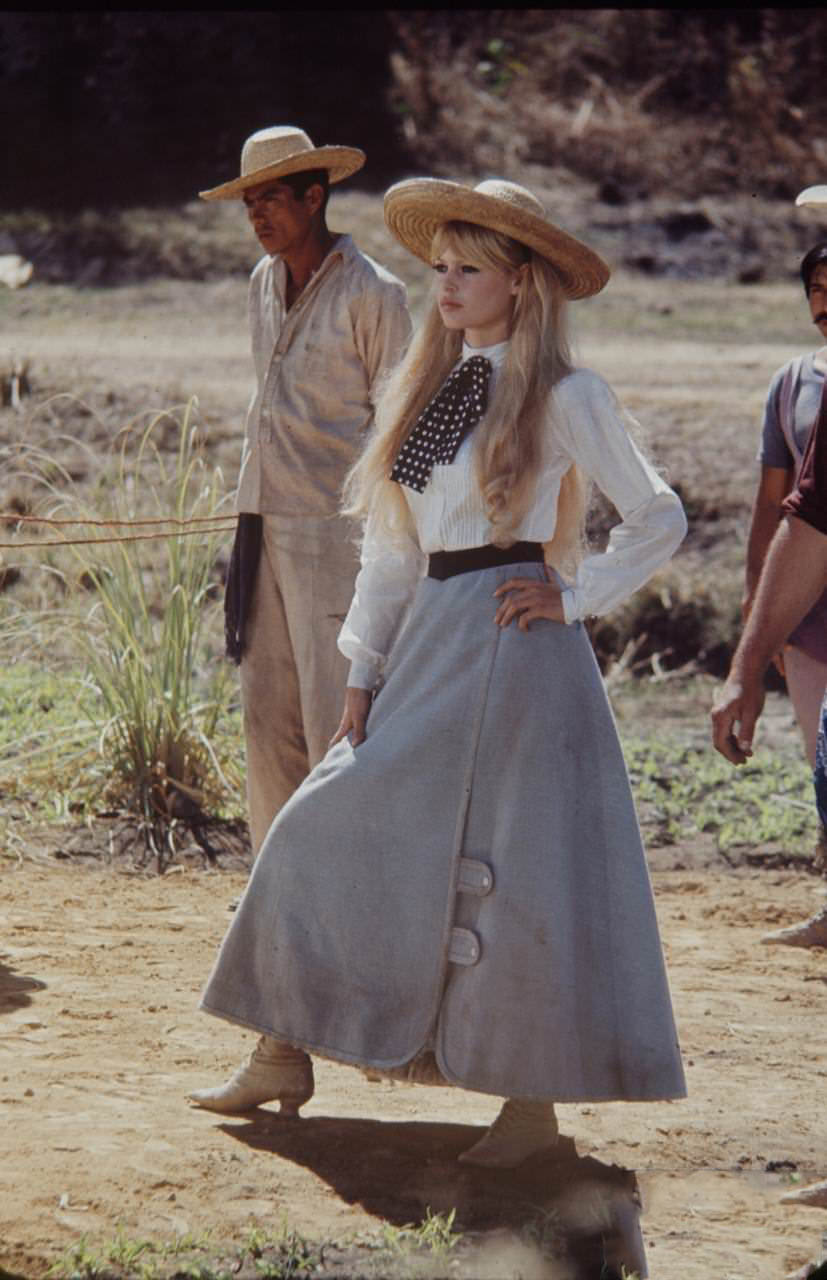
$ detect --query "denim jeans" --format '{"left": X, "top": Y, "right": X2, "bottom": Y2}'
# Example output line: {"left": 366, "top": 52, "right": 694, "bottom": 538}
{"left": 814, "top": 692, "right": 827, "bottom": 831}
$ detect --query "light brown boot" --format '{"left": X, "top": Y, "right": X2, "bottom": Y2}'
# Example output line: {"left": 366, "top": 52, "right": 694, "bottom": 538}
{"left": 762, "top": 905, "right": 827, "bottom": 949}
{"left": 781, "top": 1178, "right": 827, "bottom": 1208}
{"left": 458, "top": 1098, "right": 559, "bottom": 1167}
{"left": 188, "top": 1036, "right": 314, "bottom": 1116}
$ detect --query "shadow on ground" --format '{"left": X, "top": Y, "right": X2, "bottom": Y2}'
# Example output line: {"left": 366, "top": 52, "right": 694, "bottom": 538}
{"left": 220, "top": 1114, "right": 647, "bottom": 1278}
{"left": 0, "top": 957, "right": 46, "bottom": 1016}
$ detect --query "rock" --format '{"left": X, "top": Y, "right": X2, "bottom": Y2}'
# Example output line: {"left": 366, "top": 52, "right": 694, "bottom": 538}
{"left": 658, "top": 208, "right": 716, "bottom": 240}
{"left": 0, "top": 254, "right": 33, "bottom": 288}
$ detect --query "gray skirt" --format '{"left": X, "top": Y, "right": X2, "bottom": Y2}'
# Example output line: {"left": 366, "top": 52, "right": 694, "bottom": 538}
{"left": 201, "top": 561, "right": 686, "bottom": 1103}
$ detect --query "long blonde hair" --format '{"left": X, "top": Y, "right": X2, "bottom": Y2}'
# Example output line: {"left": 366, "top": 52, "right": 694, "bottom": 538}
{"left": 344, "top": 220, "right": 588, "bottom": 577}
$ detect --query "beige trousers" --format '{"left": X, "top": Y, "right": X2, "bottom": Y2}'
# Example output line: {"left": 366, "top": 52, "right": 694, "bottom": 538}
{"left": 240, "top": 515, "right": 360, "bottom": 855}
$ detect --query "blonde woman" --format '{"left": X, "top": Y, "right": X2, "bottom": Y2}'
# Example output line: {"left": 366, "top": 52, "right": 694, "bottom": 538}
{"left": 190, "top": 179, "right": 688, "bottom": 1169}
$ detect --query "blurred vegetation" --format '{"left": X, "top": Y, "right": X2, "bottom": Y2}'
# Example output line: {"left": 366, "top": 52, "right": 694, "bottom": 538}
{"left": 387, "top": 9, "right": 827, "bottom": 200}
{"left": 4, "top": 12, "right": 827, "bottom": 285}
{"left": 0, "top": 205, "right": 260, "bottom": 286}
{"left": 4, "top": 11, "right": 825, "bottom": 213}
{"left": 0, "top": 11, "right": 401, "bottom": 210}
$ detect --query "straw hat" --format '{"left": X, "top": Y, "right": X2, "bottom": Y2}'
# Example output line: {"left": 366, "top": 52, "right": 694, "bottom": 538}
{"left": 384, "top": 178, "right": 610, "bottom": 299}
{"left": 199, "top": 125, "right": 365, "bottom": 201}
{"left": 796, "top": 185, "right": 827, "bottom": 208}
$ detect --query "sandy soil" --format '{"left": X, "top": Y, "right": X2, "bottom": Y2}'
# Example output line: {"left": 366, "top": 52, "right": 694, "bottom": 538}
{"left": 1, "top": 852, "right": 825, "bottom": 1280}
{"left": 2, "top": 261, "right": 827, "bottom": 1278}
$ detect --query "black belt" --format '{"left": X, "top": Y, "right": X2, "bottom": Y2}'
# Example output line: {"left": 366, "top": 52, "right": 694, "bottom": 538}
{"left": 427, "top": 541, "right": 544, "bottom": 581}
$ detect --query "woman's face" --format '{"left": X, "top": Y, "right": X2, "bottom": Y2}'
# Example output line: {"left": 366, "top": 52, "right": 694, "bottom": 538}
{"left": 433, "top": 245, "right": 524, "bottom": 348}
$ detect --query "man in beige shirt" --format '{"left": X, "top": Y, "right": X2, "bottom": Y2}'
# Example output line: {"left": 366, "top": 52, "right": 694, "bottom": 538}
{"left": 200, "top": 126, "right": 411, "bottom": 856}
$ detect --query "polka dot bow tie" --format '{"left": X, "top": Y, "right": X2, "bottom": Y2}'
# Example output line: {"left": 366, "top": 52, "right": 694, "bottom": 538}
{"left": 390, "top": 355, "right": 492, "bottom": 493}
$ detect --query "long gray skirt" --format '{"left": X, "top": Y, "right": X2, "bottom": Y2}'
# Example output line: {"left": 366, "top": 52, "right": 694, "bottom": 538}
{"left": 201, "top": 561, "right": 686, "bottom": 1103}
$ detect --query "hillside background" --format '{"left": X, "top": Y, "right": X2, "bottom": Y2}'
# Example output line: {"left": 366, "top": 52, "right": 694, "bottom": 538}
{"left": 3, "top": 9, "right": 827, "bottom": 283}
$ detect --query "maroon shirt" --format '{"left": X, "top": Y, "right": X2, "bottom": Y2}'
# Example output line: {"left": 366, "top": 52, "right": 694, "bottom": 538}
{"left": 784, "top": 378, "right": 827, "bottom": 535}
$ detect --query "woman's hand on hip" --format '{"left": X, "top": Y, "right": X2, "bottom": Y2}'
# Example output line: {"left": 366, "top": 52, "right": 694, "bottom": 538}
{"left": 330, "top": 687, "right": 373, "bottom": 748}
{"left": 493, "top": 570, "right": 565, "bottom": 630}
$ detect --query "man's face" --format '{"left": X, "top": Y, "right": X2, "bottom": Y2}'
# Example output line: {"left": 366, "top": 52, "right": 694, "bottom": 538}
{"left": 808, "top": 263, "right": 827, "bottom": 341}
{"left": 242, "top": 179, "right": 314, "bottom": 256}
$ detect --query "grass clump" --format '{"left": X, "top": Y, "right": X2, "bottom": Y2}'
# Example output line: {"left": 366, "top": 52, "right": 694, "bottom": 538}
{"left": 379, "top": 1207, "right": 462, "bottom": 1261}
{"left": 624, "top": 736, "right": 819, "bottom": 853}
{"left": 67, "top": 402, "right": 236, "bottom": 866}
{"left": 0, "top": 398, "right": 244, "bottom": 869}
{"left": 47, "top": 1221, "right": 321, "bottom": 1280}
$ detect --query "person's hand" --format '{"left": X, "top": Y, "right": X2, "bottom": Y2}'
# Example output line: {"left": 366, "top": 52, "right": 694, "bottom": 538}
{"left": 493, "top": 569, "right": 564, "bottom": 631}
{"left": 330, "top": 687, "right": 373, "bottom": 748}
{"left": 710, "top": 672, "right": 765, "bottom": 764}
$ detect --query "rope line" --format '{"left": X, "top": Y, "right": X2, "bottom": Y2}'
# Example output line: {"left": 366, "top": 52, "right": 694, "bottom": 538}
{"left": 2, "top": 513, "right": 233, "bottom": 527}
{"left": 0, "top": 511, "right": 237, "bottom": 549}
{"left": 0, "top": 527, "right": 236, "bottom": 549}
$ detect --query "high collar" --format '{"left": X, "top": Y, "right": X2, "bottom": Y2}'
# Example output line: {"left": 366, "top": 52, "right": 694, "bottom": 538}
{"left": 462, "top": 338, "right": 509, "bottom": 368}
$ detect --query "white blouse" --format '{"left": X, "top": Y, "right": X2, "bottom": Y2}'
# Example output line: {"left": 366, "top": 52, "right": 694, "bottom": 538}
{"left": 339, "top": 340, "right": 687, "bottom": 690}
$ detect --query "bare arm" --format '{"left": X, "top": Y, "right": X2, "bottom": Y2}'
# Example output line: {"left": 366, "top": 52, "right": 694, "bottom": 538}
{"left": 712, "top": 515, "right": 827, "bottom": 763}
{"left": 743, "top": 465, "right": 793, "bottom": 612}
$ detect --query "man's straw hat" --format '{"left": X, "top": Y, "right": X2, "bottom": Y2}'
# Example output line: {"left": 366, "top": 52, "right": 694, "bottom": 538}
{"left": 384, "top": 178, "right": 610, "bottom": 300}
{"left": 199, "top": 125, "right": 365, "bottom": 201}
{"left": 796, "top": 185, "right": 827, "bottom": 208}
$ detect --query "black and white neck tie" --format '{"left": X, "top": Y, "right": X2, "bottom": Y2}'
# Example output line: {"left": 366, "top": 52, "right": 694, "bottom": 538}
{"left": 390, "top": 355, "right": 492, "bottom": 493}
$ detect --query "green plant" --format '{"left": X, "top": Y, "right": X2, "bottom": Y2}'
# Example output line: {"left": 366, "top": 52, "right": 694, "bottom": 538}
{"left": 47, "top": 1227, "right": 229, "bottom": 1280}
{"left": 0, "top": 399, "right": 243, "bottom": 868}
{"left": 623, "top": 735, "right": 819, "bottom": 852}
{"left": 252, "top": 1228, "right": 320, "bottom": 1279}
{"left": 48, "top": 1236, "right": 104, "bottom": 1279}
{"left": 380, "top": 1207, "right": 461, "bottom": 1259}
{"left": 70, "top": 404, "right": 234, "bottom": 865}
{"left": 48, "top": 1228, "right": 158, "bottom": 1279}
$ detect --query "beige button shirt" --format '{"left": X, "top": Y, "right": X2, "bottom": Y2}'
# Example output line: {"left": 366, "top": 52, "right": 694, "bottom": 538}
{"left": 236, "top": 233, "right": 411, "bottom": 518}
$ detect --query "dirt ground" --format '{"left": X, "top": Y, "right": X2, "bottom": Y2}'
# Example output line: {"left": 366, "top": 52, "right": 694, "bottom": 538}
{"left": 2, "top": 242, "right": 827, "bottom": 1278}
{"left": 0, "top": 850, "right": 824, "bottom": 1279}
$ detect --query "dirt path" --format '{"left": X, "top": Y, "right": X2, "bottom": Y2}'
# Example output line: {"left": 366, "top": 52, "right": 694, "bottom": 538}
{"left": 1, "top": 857, "right": 825, "bottom": 1278}
{"left": 2, "top": 269, "right": 827, "bottom": 1276}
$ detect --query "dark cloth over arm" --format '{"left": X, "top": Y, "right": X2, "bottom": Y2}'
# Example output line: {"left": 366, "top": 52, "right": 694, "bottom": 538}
{"left": 224, "top": 514, "right": 263, "bottom": 664}
{"left": 784, "top": 378, "right": 827, "bottom": 535}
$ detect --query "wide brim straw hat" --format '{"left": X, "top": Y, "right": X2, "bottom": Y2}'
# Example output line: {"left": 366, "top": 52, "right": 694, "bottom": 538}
{"left": 796, "top": 184, "right": 827, "bottom": 208}
{"left": 384, "top": 177, "right": 610, "bottom": 300}
{"left": 199, "top": 125, "right": 365, "bottom": 201}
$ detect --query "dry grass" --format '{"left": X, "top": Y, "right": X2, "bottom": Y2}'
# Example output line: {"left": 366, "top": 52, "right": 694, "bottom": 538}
{"left": 387, "top": 10, "right": 827, "bottom": 201}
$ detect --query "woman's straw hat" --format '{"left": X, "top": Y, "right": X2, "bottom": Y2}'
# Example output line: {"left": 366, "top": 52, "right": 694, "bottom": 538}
{"left": 796, "top": 185, "right": 827, "bottom": 208}
{"left": 199, "top": 125, "right": 365, "bottom": 201}
{"left": 384, "top": 177, "right": 610, "bottom": 299}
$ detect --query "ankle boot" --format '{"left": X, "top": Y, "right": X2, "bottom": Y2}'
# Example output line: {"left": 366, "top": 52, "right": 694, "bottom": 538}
{"left": 188, "top": 1036, "right": 314, "bottom": 1116}
{"left": 458, "top": 1098, "right": 559, "bottom": 1167}
{"left": 761, "top": 904, "right": 827, "bottom": 948}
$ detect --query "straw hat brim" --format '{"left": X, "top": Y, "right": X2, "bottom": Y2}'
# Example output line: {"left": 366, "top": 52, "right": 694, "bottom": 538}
{"left": 199, "top": 146, "right": 366, "bottom": 201}
{"left": 796, "top": 184, "right": 827, "bottom": 208}
{"left": 384, "top": 179, "right": 610, "bottom": 300}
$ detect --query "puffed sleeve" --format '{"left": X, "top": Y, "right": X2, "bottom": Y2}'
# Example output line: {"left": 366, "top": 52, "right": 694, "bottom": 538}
{"left": 552, "top": 370, "right": 687, "bottom": 622}
{"left": 337, "top": 496, "right": 427, "bottom": 689}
